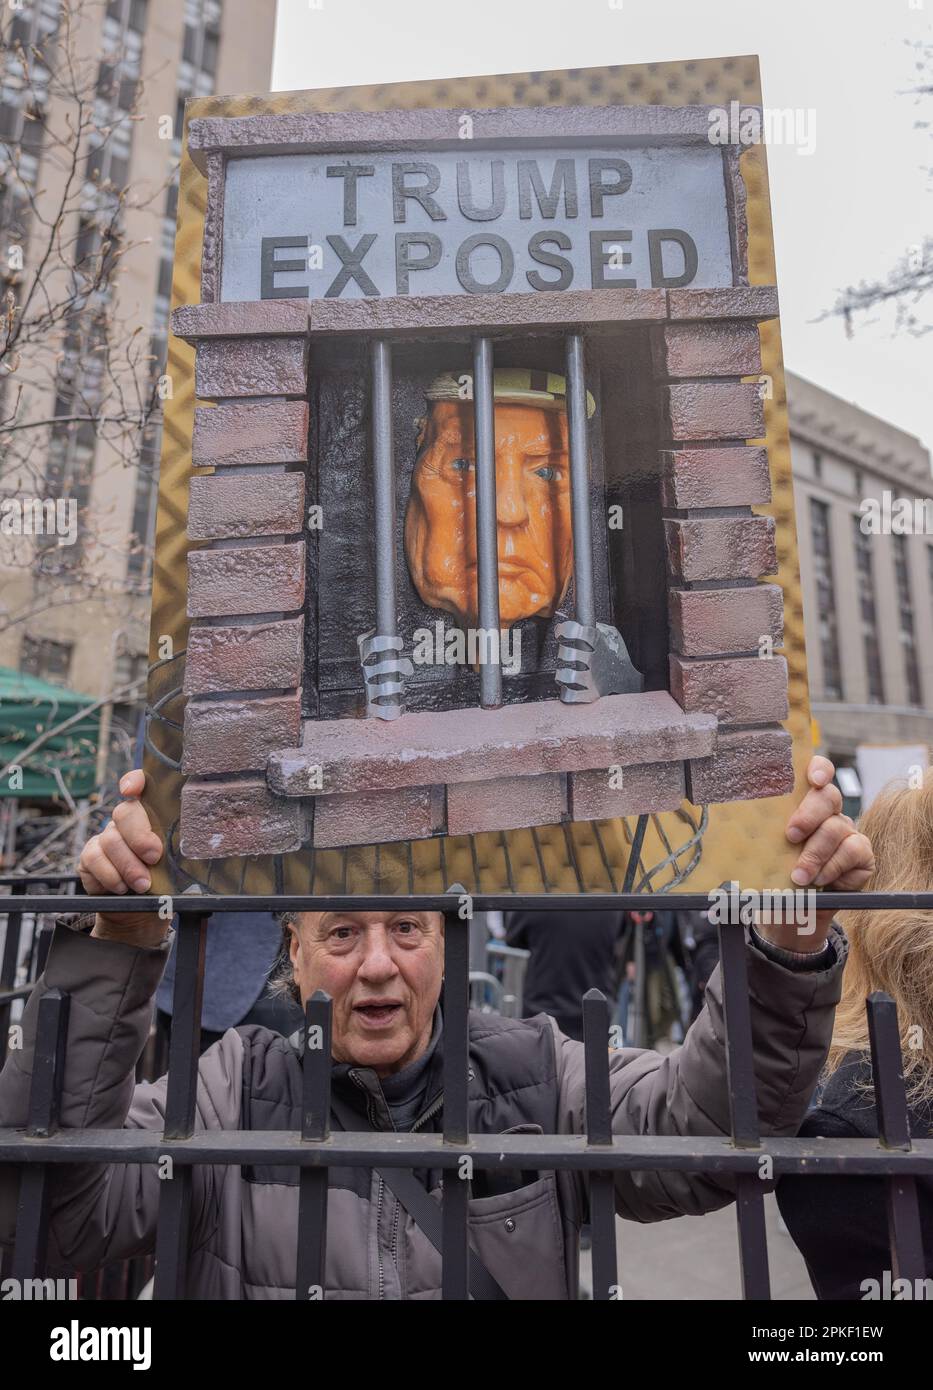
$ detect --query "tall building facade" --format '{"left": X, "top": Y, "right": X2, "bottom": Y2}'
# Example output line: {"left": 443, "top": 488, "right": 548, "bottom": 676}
{"left": 4, "top": 12, "right": 929, "bottom": 807}
{"left": 0, "top": 0, "right": 275, "bottom": 767}
{"left": 788, "top": 370, "right": 933, "bottom": 779}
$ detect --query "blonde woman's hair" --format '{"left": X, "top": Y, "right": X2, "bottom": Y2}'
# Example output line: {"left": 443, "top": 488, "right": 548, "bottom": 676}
{"left": 826, "top": 771, "right": 933, "bottom": 1106}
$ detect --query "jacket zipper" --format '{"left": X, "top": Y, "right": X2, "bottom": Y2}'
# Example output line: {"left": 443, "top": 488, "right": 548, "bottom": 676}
{"left": 411, "top": 1089, "right": 444, "bottom": 1133}
{"left": 376, "top": 1175, "right": 386, "bottom": 1300}
{"left": 349, "top": 1071, "right": 387, "bottom": 1298}
{"left": 400, "top": 1084, "right": 447, "bottom": 1289}
{"left": 383, "top": 1084, "right": 447, "bottom": 1289}
{"left": 389, "top": 1193, "right": 400, "bottom": 1287}
{"left": 350, "top": 1075, "right": 446, "bottom": 1299}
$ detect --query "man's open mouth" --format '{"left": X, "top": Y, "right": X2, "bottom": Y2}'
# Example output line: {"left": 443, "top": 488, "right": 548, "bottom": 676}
{"left": 353, "top": 1003, "right": 403, "bottom": 1027}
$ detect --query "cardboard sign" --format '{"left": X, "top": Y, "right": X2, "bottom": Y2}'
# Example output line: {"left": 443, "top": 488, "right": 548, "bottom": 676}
{"left": 144, "top": 57, "right": 812, "bottom": 898}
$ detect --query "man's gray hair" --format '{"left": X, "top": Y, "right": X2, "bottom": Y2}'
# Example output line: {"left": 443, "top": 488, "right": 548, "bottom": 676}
{"left": 267, "top": 911, "right": 301, "bottom": 1005}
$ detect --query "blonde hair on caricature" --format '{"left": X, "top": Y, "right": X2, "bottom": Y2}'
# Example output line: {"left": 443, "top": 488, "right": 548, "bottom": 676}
{"left": 825, "top": 771, "right": 933, "bottom": 1106}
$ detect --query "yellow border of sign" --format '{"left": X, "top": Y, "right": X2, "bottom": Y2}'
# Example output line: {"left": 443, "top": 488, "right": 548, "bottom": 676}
{"left": 145, "top": 55, "right": 810, "bottom": 897}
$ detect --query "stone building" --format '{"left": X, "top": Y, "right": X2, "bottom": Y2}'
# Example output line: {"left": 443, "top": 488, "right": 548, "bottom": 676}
{"left": 788, "top": 370, "right": 933, "bottom": 790}
{"left": 0, "top": 0, "right": 274, "bottom": 775}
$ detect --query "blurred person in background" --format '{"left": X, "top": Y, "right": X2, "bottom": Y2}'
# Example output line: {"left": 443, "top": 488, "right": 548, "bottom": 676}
{"left": 778, "top": 774, "right": 933, "bottom": 1298}
{"left": 154, "top": 911, "right": 303, "bottom": 1064}
{"left": 619, "top": 909, "right": 689, "bottom": 1051}
{"left": 504, "top": 909, "right": 627, "bottom": 1041}
{"left": 680, "top": 910, "right": 722, "bottom": 1024}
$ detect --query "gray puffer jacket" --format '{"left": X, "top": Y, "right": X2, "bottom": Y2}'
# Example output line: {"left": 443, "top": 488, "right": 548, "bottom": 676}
{"left": 0, "top": 920, "right": 847, "bottom": 1299}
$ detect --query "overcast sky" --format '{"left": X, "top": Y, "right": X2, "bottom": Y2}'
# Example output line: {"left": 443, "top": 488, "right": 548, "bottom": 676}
{"left": 271, "top": 0, "right": 933, "bottom": 459}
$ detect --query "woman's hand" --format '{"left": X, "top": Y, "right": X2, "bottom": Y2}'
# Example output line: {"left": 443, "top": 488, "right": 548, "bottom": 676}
{"left": 757, "top": 755, "right": 874, "bottom": 951}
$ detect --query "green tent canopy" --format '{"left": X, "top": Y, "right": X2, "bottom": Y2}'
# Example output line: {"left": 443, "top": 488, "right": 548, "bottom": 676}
{"left": 0, "top": 666, "right": 101, "bottom": 800}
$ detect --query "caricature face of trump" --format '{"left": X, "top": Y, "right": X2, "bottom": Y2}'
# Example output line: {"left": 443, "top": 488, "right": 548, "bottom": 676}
{"left": 404, "top": 372, "right": 582, "bottom": 628}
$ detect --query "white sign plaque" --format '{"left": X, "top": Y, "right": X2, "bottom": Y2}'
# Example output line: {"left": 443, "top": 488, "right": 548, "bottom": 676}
{"left": 220, "top": 145, "right": 734, "bottom": 301}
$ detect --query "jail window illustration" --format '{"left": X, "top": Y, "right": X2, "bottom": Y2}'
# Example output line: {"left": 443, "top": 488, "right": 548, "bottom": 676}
{"left": 168, "top": 101, "right": 793, "bottom": 861}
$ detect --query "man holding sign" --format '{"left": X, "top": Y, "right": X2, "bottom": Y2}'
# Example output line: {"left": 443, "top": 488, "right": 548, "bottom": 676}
{"left": 0, "top": 758, "right": 871, "bottom": 1299}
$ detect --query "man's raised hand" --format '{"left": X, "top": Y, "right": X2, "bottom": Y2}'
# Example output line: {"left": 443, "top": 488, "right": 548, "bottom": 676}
{"left": 78, "top": 769, "right": 169, "bottom": 945}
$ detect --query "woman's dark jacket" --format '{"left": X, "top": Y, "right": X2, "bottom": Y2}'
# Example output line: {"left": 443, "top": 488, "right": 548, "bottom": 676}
{"left": 778, "top": 1052, "right": 933, "bottom": 1299}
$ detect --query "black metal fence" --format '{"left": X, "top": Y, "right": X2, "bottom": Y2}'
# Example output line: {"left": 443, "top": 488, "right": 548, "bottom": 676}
{"left": 2, "top": 880, "right": 932, "bottom": 1300}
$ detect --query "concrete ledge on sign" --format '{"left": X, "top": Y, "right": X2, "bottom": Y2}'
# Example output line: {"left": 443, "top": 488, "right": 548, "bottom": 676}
{"left": 173, "top": 288, "right": 669, "bottom": 341}
{"left": 666, "top": 286, "right": 779, "bottom": 321}
{"left": 185, "top": 104, "right": 757, "bottom": 171}
{"left": 172, "top": 299, "right": 312, "bottom": 340}
{"left": 266, "top": 690, "right": 717, "bottom": 798}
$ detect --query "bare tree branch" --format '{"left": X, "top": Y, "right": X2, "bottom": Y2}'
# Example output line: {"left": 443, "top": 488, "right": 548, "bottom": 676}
{"left": 0, "top": 0, "right": 171, "bottom": 641}
{"left": 823, "top": 40, "right": 933, "bottom": 334}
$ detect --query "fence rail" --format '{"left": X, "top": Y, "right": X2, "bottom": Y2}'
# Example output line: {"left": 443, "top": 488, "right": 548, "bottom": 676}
{"left": 2, "top": 881, "right": 932, "bottom": 1300}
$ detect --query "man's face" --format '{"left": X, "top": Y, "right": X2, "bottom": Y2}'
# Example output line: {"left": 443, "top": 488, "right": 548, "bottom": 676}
{"left": 404, "top": 398, "right": 573, "bottom": 628}
{"left": 289, "top": 910, "right": 444, "bottom": 1076}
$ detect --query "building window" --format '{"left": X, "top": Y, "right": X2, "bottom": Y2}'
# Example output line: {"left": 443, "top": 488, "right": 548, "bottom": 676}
{"left": 812, "top": 450, "right": 822, "bottom": 481}
{"left": 127, "top": 336, "right": 163, "bottom": 584}
{"left": 156, "top": 255, "right": 173, "bottom": 301}
{"left": 810, "top": 498, "right": 842, "bottom": 699}
{"left": 0, "top": 0, "right": 56, "bottom": 172}
{"left": 35, "top": 430, "right": 93, "bottom": 575}
{"left": 893, "top": 534, "right": 922, "bottom": 706}
{"left": 87, "top": 109, "right": 133, "bottom": 190}
{"left": 126, "top": 440, "right": 159, "bottom": 583}
{"left": 201, "top": 27, "right": 218, "bottom": 75}
{"left": 20, "top": 634, "right": 74, "bottom": 685}
{"left": 90, "top": 1, "right": 145, "bottom": 191}
{"left": 112, "top": 648, "right": 148, "bottom": 731}
{"left": 173, "top": 0, "right": 222, "bottom": 152}
{"left": 107, "top": 0, "right": 149, "bottom": 34}
{"left": 14, "top": 150, "right": 39, "bottom": 190}
{"left": 852, "top": 515, "right": 884, "bottom": 704}
{"left": 160, "top": 213, "right": 176, "bottom": 257}
{"left": 173, "top": 92, "right": 186, "bottom": 150}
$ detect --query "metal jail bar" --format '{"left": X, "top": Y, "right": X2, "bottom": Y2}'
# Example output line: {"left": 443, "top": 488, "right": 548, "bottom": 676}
{"left": 564, "top": 334, "right": 596, "bottom": 630}
{"left": 472, "top": 336, "right": 502, "bottom": 710}
{"left": 2, "top": 892, "right": 932, "bottom": 1302}
{"left": 372, "top": 339, "right": 398, "bottom": 643}
{"left": 360, "top": 338, "right": 408, "bottom": 720}
{"left": 469, "top": 332, "right": 600, "bottom": 709}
